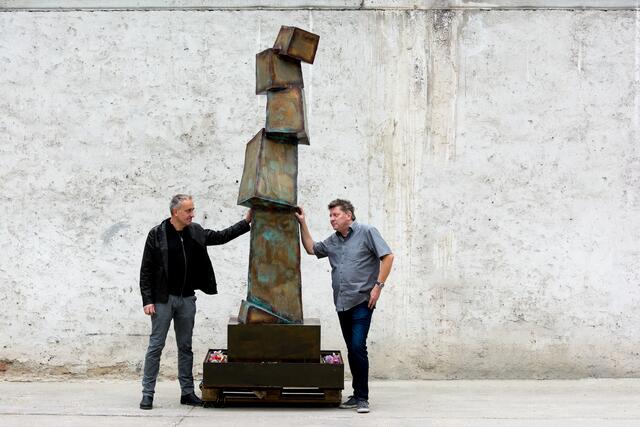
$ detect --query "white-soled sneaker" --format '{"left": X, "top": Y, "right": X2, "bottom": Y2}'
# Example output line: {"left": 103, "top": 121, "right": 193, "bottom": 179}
{"left": 339, "top": 395, "right": 358, "bottom": 409}
{"left": 356, "top": 399, "right": 370, "bottom": 413}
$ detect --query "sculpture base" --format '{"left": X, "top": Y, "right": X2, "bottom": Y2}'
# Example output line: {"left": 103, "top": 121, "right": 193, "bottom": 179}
{"left": 201, "top": 349, "right": 343, "bottom": 407}
{"left": 201, "top": 317, "right": 343, "bottom": 407}
{"left": 228, "top": 316, "right": 319, "bottom": 362}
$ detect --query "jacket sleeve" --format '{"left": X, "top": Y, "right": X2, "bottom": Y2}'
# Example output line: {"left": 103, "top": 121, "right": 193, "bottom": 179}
{"left": 139, "top": 229, "right": 157, "bottom": 307}
{"left": 204, "top": 219, "right": 251, "bottom": 246}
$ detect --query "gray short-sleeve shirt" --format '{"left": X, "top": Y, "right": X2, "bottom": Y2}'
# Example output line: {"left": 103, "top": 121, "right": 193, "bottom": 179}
{"left": 313, "top": 221, "right": 392, "bottom": 311}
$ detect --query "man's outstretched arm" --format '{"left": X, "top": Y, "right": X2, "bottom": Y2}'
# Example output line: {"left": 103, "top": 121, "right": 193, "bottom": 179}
{"left": 294, "top": 207, "right": 315, "bottom": 255}
{"left": 204, "top": 209, "right": 252, "bottom": 245}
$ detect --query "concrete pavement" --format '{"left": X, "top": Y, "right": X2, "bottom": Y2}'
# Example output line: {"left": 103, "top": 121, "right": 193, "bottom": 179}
{"left": 0, "top": 379, "right": 638, "bottom": 426}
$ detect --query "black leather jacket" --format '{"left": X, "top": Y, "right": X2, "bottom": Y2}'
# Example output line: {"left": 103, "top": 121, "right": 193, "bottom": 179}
{"left": 139, "top": 218, "right": 250, "bottom": 306}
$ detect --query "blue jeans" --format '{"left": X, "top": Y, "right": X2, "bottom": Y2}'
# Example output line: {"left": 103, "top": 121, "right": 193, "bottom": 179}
{"left": 337, "top": 301, "right": 374, "bottom": 401}
{"left": 142, "top": 295, "right": 197, "bottom": 397}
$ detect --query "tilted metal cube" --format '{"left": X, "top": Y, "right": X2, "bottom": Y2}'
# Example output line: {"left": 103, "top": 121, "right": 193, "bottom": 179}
{"left": 256, "top": 48, "right": 303, "bottom": 95}
{"left": 273, "top": 26, "right": 320, "bottom": 64}
{"left": 266, "top": 87, "right": 309, "bottom": 145}
{"left": 237, "top": 129, "right": 298, "bottom": 208}
{"left": 238, "top": 208, "right": 303, "bottom": 324}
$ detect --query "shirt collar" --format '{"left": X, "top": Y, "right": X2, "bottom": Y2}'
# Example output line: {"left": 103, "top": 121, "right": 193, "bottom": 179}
{"left": 336, "top": 221, "right": 357, "bottom": 238}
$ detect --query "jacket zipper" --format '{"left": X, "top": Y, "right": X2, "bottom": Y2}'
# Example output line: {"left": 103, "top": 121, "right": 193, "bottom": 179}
{"left": 179, "top": 234, "right": 187, "bottom": 296}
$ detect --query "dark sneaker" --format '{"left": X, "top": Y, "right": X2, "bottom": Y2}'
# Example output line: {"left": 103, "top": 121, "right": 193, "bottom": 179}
{"left": 339, "top": 395, "right": 358, "bottom": 409}
{"left": 180, "top": 392, "right": 203, "bottom": 406}
{"left": 139, "top": 395, "right": 153, "bottom": 410}
{"left": 356, "top": 399, "right": 370, "bottom": 413}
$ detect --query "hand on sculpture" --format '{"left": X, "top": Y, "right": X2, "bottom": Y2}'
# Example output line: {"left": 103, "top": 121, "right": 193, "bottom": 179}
{"left": 294, "top": 206, "right": 305, "bottom": 223}
{"left": 245, "top": 208, "right": 253, "bottom": 224}
{"left": 143, "top": 304, "right": 156, "bottom": 315}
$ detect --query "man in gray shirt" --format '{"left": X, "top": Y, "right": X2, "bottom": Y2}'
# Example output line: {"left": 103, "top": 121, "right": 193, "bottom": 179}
{"left": 296, "top": 199, "right": 394, "bottom": 414}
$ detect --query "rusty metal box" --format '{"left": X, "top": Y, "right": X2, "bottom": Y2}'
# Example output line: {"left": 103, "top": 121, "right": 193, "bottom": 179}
{"left": 237, "top": 129, "right": 298, "bottom": 209}
{"left": 266, "top": 87, "right": 309, "bottom": 145}
{"left": 256, "top": 48, "right": 303, "bottom": 95}
{"left": 227, "top": 317, "right": 319, "bottom": 362}
{"left": 273, "top": 26, "right": 320, "bottom": 64}
{"left": 239, "top": 208, "right": 303, "bottom": 324}
{"left": 203, "top": 349, "right": 344, "bottom": 389}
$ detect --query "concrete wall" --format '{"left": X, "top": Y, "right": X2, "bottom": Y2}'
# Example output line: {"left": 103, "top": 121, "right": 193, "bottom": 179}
{"left": 1, "top": 1, "right": 638, "bottom": 9}
{"left": 0, "top": 4, "right": 638, "bottom": 379}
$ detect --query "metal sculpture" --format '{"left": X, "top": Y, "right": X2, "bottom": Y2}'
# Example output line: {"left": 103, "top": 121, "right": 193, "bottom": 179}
{"left": 237, "top": 26, "right": 319, "bottom": 324}
{"left": 201, "top": 27, "right": 343, "bottom": 408}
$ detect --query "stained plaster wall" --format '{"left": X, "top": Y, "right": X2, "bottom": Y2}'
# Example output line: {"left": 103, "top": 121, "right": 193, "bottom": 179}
{"left": 0, "top": 5, "right": 639, "bottom": 379}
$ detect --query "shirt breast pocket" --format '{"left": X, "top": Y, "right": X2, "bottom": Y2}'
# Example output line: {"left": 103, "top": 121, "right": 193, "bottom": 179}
{"left": 346, "top": 246, "right": 373, "bottom": 262}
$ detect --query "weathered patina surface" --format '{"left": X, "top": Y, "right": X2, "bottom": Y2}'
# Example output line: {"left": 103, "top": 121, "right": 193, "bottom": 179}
{"left": 238, "top": 299, "right": 290, "bottom": 324}
{"left": 238, "top": 27, "right": 319, "bottom": 325}
{"left": 255, "top": 48, "right": 303, "bottom": 95}
{"left": 273, "top": 26, "right": 320, "bottom": 64}
{"left": 238, "top": 208, "right": 303, "bottom": 323}
{"left": 237, "top": 129, "right": 298, "bottom": 208}
{"left": 266, "top": 87, "right": 309, "bottom": 144}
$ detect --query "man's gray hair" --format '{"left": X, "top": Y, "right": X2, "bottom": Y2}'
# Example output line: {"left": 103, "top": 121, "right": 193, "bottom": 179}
{"left": 170, "top": 194, "right": 192, "bottom": 214}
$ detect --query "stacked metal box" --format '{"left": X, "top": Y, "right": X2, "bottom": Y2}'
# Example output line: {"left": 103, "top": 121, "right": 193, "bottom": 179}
{"left": 237, "top": 26, "right": 320, "bottom": 324}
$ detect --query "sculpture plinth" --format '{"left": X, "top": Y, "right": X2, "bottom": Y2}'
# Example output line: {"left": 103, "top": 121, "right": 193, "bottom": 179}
{"left": 227, "top": 316, "right": 319, "bottom": 362}
{"left": 202, "top": 317, "right": 343, "bottom": 407}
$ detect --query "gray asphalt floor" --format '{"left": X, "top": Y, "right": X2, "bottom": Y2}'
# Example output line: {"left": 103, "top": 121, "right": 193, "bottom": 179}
{"left": 0, "top": 379, "right": 638, "bottom": 426}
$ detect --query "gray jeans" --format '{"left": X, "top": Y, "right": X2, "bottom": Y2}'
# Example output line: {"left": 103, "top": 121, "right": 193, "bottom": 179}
{"left": 142, "top": 294, "right": 197, "bottom": 397}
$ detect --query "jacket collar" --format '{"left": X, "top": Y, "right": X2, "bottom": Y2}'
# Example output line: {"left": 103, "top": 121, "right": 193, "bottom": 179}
{"left": 160, "top": 219, "right": 169, "bottom": 275}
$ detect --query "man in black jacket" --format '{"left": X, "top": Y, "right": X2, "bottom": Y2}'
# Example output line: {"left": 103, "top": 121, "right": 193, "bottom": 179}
{"left": 139, "top": 194, "right": 251, "bottom": 410}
